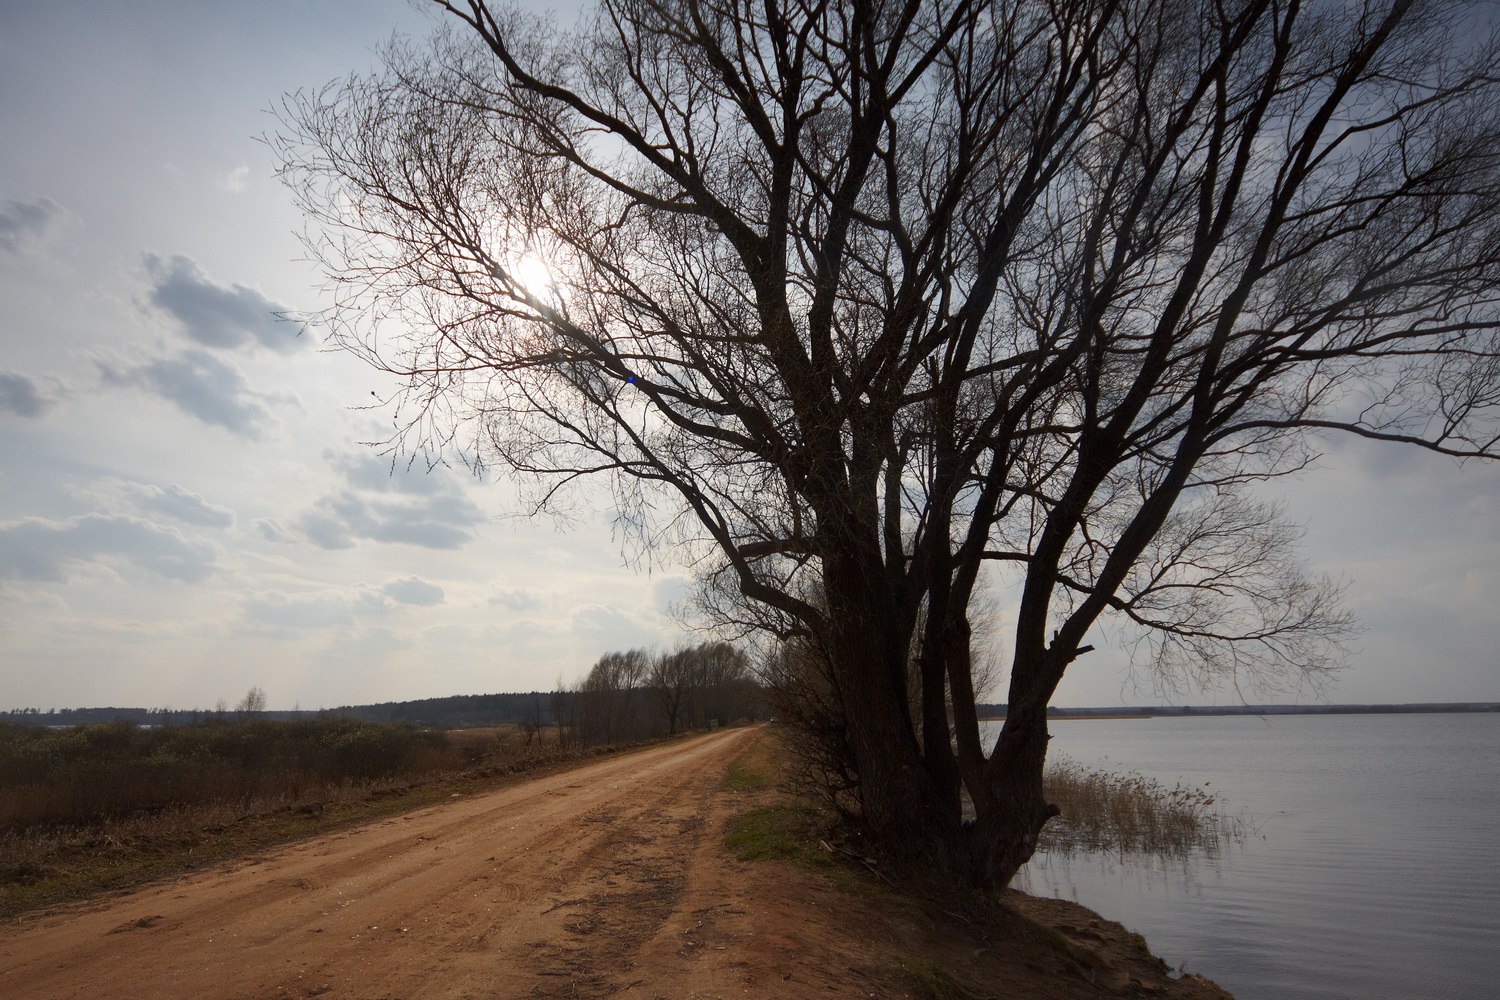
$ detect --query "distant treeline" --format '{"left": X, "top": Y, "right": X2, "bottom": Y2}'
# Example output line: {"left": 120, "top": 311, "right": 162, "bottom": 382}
{"left": 331, "top": 692, "right": 557, "bottom": 728}
{"left": 2, "top": 641, "right": 770, "bottom": 734}
{"left": 0, "top": 696, "right": 567, "bottom": 730}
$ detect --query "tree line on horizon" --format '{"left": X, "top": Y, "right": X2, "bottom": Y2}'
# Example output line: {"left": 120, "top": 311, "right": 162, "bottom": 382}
{"left": 1, "top": 640, "right": 767, "bottom": 736}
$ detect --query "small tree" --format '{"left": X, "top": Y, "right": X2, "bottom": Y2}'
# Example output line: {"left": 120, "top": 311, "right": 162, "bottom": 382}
{"left": 278, "top": 0, "right": 1500, "bottom": 886}
{"left": 236, "top": 686, "right": 268, "bottom": 720}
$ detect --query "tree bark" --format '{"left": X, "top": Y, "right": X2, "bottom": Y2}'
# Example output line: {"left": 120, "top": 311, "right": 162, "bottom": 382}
{"left": 821, "top": 557, "right": 963, "bottom": 865}
{"left": 966, "top": 701, "right": 1058, "bottom": 888}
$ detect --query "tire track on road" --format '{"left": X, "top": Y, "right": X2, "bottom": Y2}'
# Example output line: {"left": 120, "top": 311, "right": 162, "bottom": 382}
{"left": 0, "top": 728, "right": 752, "bottom": 1000}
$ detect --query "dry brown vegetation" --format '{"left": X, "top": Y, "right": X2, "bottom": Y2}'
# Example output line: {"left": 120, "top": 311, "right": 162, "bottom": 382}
{"left": 0, "top": 718, "right": 641, "bottom": 919}
{"left": 1041, "top": 756, "right": 1241, "bottom": 858}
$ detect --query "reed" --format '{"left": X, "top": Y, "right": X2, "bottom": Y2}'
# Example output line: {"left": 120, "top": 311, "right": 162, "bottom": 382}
{"left": 1041, "top": 755, "right": 1241, "bottom": 858}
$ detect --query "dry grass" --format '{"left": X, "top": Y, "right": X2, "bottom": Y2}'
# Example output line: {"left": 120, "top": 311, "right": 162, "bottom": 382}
{"left": 1041, "top": 755, "right": 1241, "bottom": 858}
{"left": 0, "top": 718, "right": 472, "bottom": 828}
{"left": 0, "top": 720, "right": 619, "bottom": 919}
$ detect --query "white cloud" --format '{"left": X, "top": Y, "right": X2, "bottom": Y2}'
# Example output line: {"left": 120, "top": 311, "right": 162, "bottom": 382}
{"left": 242, "top": 590, "right": 358, "bottom": 631}
{"left": 0, "top": 195, "right": 72, "bottom": 255}
{"left": 381, "top": 576, "right": 445, "bottom": 606}
{"left": 291, "top": 450, "right": 489, "bottom": 551}
{"left": 220, "top": 164, "right": 251, "bottom": 194}
{"left": 142, "top": 252, "right": 306, "bottom": 354}
{"left": 570, "top": 603, "right": 663, "bottom": 648}
{"left": 125, "top": 482, "right": 235, "bottom": 529}
{"left": 97, "top": 348, "right": 276, "bottom": 437}
{"left": 490, "top": 585, "right": 546, "bottom": 611}
{"left": 242, "top": 579, "right": 444, "bottom": 633}
{"left": 0, "top": 513, "right": 218, "bottom": 583}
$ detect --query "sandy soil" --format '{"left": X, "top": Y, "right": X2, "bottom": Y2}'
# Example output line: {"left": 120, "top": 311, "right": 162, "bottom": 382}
{"left": 0, "top": 727, "right": 1231, "bottom": 999}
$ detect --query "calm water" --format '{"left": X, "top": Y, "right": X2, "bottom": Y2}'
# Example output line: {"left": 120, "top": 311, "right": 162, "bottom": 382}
{"left": 996, "top": 713, "right": 1500, "bottom": 1000}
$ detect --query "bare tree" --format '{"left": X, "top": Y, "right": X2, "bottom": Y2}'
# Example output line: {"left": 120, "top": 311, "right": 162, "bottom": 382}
{"left": 519, "top": 691, "right": 548, "bottom": 747}
{"left": 648, "top": 648, "right": 695, "bottom": 735}
{"left": 576, "top": 648, "right": 653, "bottom": 744}
{"left": 276, "top": 0, "right": 1500, "bottom": 886}
{"left": 236, "top": 686, "right": 268, "bottom": 721}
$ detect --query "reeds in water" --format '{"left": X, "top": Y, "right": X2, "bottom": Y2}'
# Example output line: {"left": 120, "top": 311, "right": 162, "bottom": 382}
{"left": 1041, "top": 755, "right": 1241, "bottom": 859}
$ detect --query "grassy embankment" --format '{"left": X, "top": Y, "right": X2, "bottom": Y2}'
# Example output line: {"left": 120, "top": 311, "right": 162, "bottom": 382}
{"left": 723, "top": 740, "right": 1239, "bottom": 865}
{"left": 0, "top": 717, "right": 630, "bottom": 919}
{"left": 720, "top": 734, "right": 1238, "bottom": 998}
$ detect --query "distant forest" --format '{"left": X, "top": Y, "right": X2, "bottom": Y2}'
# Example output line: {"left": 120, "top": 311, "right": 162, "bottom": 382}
{"left": 0, "top": 692, "right": 561, "bottom": 730}
{"left": 4, "top": 642, "right": 768, "bottom": 736}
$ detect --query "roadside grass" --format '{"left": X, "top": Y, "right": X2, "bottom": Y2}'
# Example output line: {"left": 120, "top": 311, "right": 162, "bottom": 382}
{"left": 1041, "top": 754, "right": 1242, "bottom": 858}
{"left": 722, "top": 734, "right": 839, "bottom": 875}
{"left": 721, "top": 734, "right": 781, "bottom": 792}
{"left": 721, "top": 733, "right": 1207, "bottom": 998}
{"left": 722, "top": 805, "right": 831, "bottom": 865}
{"left": 896, "top": 954, "right": 975, "bottom": 1000}
{"left": 0, "top": 719, "right": 655, "bottom": 921}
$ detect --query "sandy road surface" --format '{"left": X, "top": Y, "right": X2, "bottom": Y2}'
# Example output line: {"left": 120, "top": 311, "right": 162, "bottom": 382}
{"left": 0, "top": 728, "right": 797, "bottom": 1000}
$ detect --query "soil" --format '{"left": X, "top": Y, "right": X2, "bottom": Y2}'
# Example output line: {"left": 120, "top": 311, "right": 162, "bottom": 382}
{"left": 0, "top": 727, "right": 1232, "bottom": 999}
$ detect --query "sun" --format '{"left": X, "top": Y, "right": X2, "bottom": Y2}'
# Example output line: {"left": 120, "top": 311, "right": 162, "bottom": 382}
{"left": 511, "top": 251, "right": 562, "bottom": 305}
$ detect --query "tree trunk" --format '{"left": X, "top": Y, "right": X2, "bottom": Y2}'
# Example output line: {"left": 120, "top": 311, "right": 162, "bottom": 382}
{"left": 965, "top": 704, "right": 1059, "bottom": 888}
{"left": 821, "top": 571, "right": 963, "bottom": 865}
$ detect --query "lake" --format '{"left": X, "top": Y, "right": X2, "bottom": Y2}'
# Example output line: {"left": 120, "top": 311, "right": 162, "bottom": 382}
{"left": 997, "top": 712, "right": 1500, "bottom": 1000}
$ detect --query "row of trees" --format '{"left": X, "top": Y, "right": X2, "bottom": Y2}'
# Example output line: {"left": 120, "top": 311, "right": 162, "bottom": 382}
{"left": 552, "top": 641, "right": 763, "bottom": 746}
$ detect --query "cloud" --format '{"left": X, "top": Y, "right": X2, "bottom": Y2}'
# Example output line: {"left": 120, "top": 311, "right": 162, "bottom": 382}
{"left": 0, "top": 372, "right": 51, "bottom": 418}
{"left": 651, "top": 575, "right": 694, "bottom": 615}
{"left": 490, "top": 585, "right": 546, "bottom": 611}
{"left": 142, "top": 252, "right": 306, "bottom": 354}
{"left": 242, "top": 579, "right": 443, "bottom": 632}
{"left": 0, "top": 513, "right": 218, "bottom": 583}
{"left": 296, "top": 490, "right": 484, "bottom": 549}
{"left": 570, "top": 603, "right": 662, "bottom": 647}
{"left": 291, "top": 451, "right": 488, "bottom": 551}
{"left": 242, "top": 591, "right": 358, "bottom": 631}
{"left": 124, "top": 483, "right": 234, "bottom": 529}
{"left": 0, "top": 195, "right": 71, "bottom": 254}
{"left": 98, "top": 349, "right": 273, "bottom": 437}
{"left": 220, "top": 164, "right": 251, "bottom": 194}
{"left": 382, "top": 577, "right": 445, "bottom": 606}
{"left": 329, "top": 451, "right": 454, "bottom": 496}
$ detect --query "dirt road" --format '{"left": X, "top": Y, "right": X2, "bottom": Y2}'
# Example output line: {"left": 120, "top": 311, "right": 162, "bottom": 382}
{"left": 1, "top": 727, "right": 1237, "bottom": 1000}
{"left": 0, "top": 728, "right": 800, "bottom": 1000}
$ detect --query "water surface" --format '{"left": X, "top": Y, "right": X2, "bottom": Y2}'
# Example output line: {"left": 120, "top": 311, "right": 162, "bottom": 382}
{"left": 998, "top": 713, "right": 1500, "bottom": 1000}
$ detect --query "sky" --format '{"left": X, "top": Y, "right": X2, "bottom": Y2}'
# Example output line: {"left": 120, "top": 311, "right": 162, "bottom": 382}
{"left": 1, "top": 1, "right": 1497, "bottom": 713}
